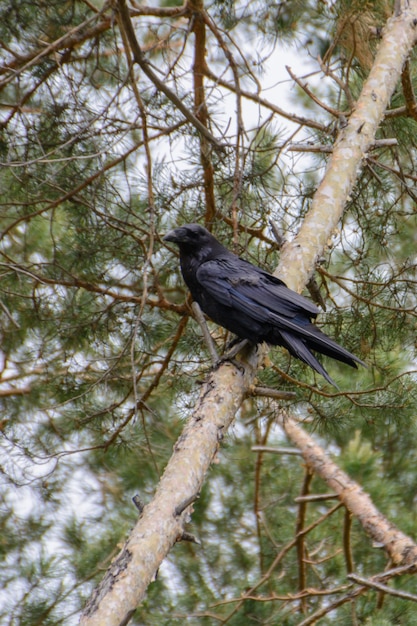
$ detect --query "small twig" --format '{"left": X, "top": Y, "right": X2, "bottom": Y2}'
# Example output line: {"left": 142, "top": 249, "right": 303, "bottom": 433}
{"left": 286, "top": 65, "right": 343, "bottom": 118}
{"left": 178, "top": 531, "right": 201, "bottom": 545}
{"left": 317, "top": 54, "right": 355, "bottom": 111}
{"left": 203, "top": 64, "right": 328, "bottom": 132}
{"left": 287, "top": 138, "right": 398, "bottom": 153}
{"left": 347, "top": 573, "right": 417, "bottom": 602}
{"left": 250, "top": 386, "right": 297, "bottom": 400}
{"left": 175, "top": 493, "right": 199, "bottom": 516}
{"left": 294, "top": 493, "right": 339, "bottom": 502}
{"left": 385, "top": 105, "right": 408, "bottom": 117}
{"left": 377, "top": 564, "right": 417, "bottom": 579}
{"left": 117, "top": 609, "right": 136, "bottom": 626}
{"left": 252, "top": 445, "right": 302, "bottom": 456}
{"left": 132, "top": 494, "right": 145, "bottom": 514}
{"left": 191, "top": 301, "right": 219, "bottom": 364}
{"left": 220, "top": 338, "right": 250, "bottom": 361}
{"left": 306, "top": 276, "right": 327, "bottom": 310}
{"left": 269, "top": 220, "right": 286, "bottom": 248}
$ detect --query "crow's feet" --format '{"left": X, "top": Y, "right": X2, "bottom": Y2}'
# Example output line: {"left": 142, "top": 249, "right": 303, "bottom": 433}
{"left": 222, "top": 338, "right": 250, "bottom": 360}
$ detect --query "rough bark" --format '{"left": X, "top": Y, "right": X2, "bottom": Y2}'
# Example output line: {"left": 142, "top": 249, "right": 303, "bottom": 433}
{"left": 277, "top": 411, "right": 417, "bottom": 568}
{"left": 80, "top": 354, "right": 259, "bottom": 626}
{"left": 276, "top": 1, "right": 417, "bottom": 290}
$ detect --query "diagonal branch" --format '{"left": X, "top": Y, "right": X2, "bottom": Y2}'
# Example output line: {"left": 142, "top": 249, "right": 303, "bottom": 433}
{"left": 276, "top": 1, "right": 417, "bottom": 290}
{"left": 276, "top": 410, "right": 417, "bottom": 568}
{"left": 80, "top": 354, "right": 260, "bottom": 626}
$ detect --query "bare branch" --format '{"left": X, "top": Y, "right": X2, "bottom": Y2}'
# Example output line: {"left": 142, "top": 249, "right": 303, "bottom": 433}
{"left": 348, "top": 573, "right": 417, "bottom": 602}
{"left": 116, "top": 0, "right": 223, "bottom": 149}
{"left": 80, "top": 355, "right": 260, "bottom": 625}
{"left": 277, "top": 2, "right": 417, "bottom": 291}
{"left": 276, "top": 410, "right": 417, "bottom": 568}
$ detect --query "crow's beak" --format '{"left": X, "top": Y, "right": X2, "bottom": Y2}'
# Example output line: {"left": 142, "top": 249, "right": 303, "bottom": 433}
{"left": 163, "top": 228, "right": 184, "bottom": 243}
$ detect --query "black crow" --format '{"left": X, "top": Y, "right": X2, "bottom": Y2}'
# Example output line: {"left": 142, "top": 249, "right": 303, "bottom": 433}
{"left": 164, "top": 223, "right": 365, "bottom": 386}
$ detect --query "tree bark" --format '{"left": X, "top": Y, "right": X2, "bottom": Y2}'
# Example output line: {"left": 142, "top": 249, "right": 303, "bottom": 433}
{"left": 276, "top": 410, "right": 417, "bottom": 568}
{"left": 80, "top": 354, "right": 260, "bottom": 626}
{"left": 276, "top": 1, "right": 417, "bottom": 290}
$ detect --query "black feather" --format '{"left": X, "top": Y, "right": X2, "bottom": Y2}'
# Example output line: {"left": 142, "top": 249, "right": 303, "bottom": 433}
{"left": 164, "top": 224, "right": 365, "bottom": 386}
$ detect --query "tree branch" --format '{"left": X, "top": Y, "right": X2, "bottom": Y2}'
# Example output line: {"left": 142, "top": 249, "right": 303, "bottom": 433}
{"left": 80, "top": 354, "right": 259, "bottom": 625}
{"left": 116, "top": 0, "right": 223, "bottom": 149}
{"left": 276, "top": 1, "right": 417, "bottom": 291}
{"left": 276, "top": 410, "right": 417, "bottom": 568}
{"left": 189, "top": 0, "right": 217, "bottom": 225}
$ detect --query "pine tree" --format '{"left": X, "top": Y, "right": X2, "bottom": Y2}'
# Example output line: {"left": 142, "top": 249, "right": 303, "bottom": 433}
{"left": 1, "top": 1, "right": 417, "bottom": 624}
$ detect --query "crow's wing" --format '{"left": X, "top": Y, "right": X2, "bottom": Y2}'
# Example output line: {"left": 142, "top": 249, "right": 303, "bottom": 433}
{"left": 196, "top": 257, "right": 364, "bottom": 369}
{"left": 196, "top": 257, "right": 319, "bottom": 319}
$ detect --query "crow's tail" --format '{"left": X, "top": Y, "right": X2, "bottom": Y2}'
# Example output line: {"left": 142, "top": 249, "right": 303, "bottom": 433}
{"left": 278, "top": 325, "right": 365, "bottom": 388}
{"left": 279, "top": 330, "right": 339, "bottom": 387}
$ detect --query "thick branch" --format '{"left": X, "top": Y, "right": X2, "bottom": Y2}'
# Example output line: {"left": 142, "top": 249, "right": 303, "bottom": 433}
{"left": 80, "top": 3, "right": 417, "bottom": 624}
{"left": 277, "top": 411, "right": 417, "bottom": 568}
{"left": 80, "top": 355, "right": 259, "bottom": 625}
{"left": 276, "top": 2, "right": 417, "bottom": 290}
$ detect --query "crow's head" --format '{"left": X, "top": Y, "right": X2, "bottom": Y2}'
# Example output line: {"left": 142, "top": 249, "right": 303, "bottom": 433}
{"left": 163, "top": 223, "right": 214, "bottom": 252}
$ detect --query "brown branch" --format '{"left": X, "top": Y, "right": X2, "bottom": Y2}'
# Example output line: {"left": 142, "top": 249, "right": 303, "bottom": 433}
{"left": 344, "top": 509, "right": 354, "bottom": 575}
{"left": 0, "top": 263, "right": 184, "bottom": 315}
{"left": 202, "top": 65, "right": 328, "bottom": 132}
{"left": 296, "top": 470, "right": 314, "bottom": 612}
{"left": 116, "top": 0, "right": 223, "bottom": 149}
{"left": 202, "top": 12, "right": 245, "bottom": 235}
{"left": 276, "top": 411, "right": 417, "bottom": 568}
{"left": 189, "top": 0, "right": 217, "bottom": 225}
{"left": 348, "top": 572, "right": 417, "bottom": 602}
{"left": 286, "top": 65, "right": 346, "bottom": 118}
{"left": 250, "top": 386, "right": 296, "bottom": 400}
{"left": 317, "top": 55, "right": 355, "bottom": 111}
{"left": 401, "top": 58, "right": 417, "bottom": 120}
{"left": 0, "top": 2, "right": 188, "bottom": 84}
{"left": 0, "top": 117, "right": 187, "bottom": 244}
{"left": 222, "top": 502, "right": 343, "bottom": 623}
{"left": 0, "top": 8, "right": 111, "bottom": 87}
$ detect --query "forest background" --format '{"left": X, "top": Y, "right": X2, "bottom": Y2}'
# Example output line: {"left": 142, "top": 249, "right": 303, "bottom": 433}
{"left": 2, "top": 0, "right": 417, "bottom": 624}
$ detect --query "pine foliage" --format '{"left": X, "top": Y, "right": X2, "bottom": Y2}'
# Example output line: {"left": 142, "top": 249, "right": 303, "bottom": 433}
{"left": 1, "top": 0, "right": 417, "bottom": 624}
